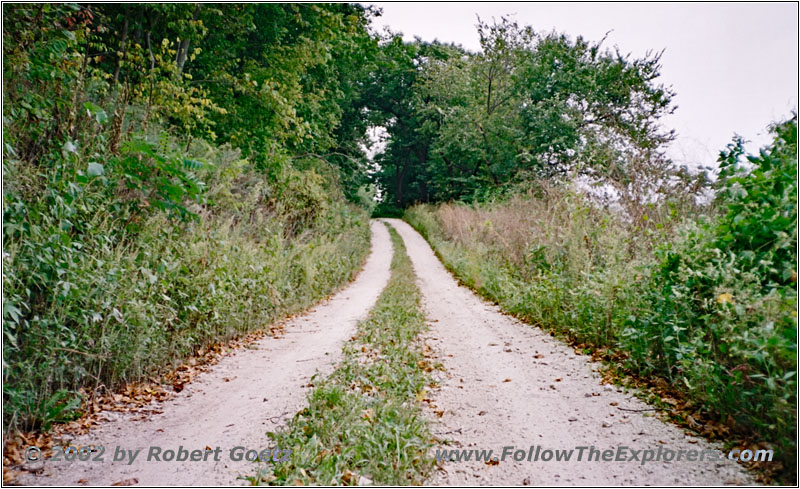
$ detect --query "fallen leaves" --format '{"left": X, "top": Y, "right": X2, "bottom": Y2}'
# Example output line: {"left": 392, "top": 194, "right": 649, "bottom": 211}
{"left": 341, "top": 469, "right": 358, "bottom": 485}
{"left": 111, "top": 478, "right": 138, "bottom": 486}
{"left": 3, "top": 469, "right": 22, "bottom": 485}
{"left": 716, "top": 292, "right": 734, "bottom": 305}
{"left": 3, "top": 323, "right": 287, "bottom": 484}
{"left": 416, "top": 360, "right": 434, "bottom": 373}
{"left": 596, "top": 363, "right": 785, "bottom": 483}
{"left": 3, "top": 431, "right": 56, "bottom": 477}
{"left": 361, "top": 409, "right": 374, "bottom": 422}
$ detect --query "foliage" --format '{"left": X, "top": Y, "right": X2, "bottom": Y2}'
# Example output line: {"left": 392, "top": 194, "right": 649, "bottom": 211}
{"left": 3, "top": 140, "right": 370, "bottom": 431}
{"left": 3, "top": 3, "right": 379, "bottom": 195}
{"left": 370, "top": 17, "right": 676, "bottom": 207}
{"left": 260, "top": 224, "right": 434, "bottom": 486}
{"left": 184, "top": 3, "right": 380, "bottom": 190}
{"left": 624, "top": 117, "right": 797, "bottom": 474}
{"left": 2, "top": 3, "right": 375, "bottom": 431}
{"left": 404, "top": 117, "right": 797, "bottom": 480}
{"left": 366, "top": 37, "right": 457, "bottom": 208}
{"left": 714, "top": 118, "right": 797, "bottom": 289}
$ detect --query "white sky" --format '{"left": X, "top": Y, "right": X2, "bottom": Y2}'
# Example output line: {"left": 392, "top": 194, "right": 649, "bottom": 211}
{"left": 368, "top": 2, "right": 798, "bottom": 169}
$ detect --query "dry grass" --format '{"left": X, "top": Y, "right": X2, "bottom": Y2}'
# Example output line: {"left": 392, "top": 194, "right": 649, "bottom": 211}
{"left": 403, "top": 184, "right": 667, "bottom": 350}
{"left": 405, "top": 177, "right": 797, "bottom": 483}
{"left": 434, "top": 186, "right": 633, "bottom": 276}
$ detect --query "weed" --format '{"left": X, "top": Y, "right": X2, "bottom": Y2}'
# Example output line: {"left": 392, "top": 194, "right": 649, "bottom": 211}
{"left": 256, "top": 223, "right": 434, "bottom": 486}
{"left": 404, "top": 119, "right": 797, "bottom": 480}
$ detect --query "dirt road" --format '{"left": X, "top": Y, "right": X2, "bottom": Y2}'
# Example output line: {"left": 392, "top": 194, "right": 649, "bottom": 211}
{"left": 385, "top": 218, "right": 753, "bottom": 486}
{"left": 17, "top": 221, "right": 393, "bottom": 486}
{"left": 18, "top": 218, "right": 756, "bottom": 486}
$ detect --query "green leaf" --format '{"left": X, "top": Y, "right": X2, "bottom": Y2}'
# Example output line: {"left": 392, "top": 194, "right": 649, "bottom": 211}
{"left": 87, "top": 162, "right": 104, "bottom": 177}
{"left": 83, "top": 102, "right": 108, "bottom": 124}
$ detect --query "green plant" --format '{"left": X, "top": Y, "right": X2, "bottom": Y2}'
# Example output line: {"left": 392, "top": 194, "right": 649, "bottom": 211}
{"left": 40, "top": 390, "right": 84, "bottom": 431}
{"left": 404, "top": 119, "right": 797, "bottom": 479}
{"left": 259, "top": 224, "right": 434, "bottom": 486}
{"left": 624, "top": 117, "right": 797, "bottom": 474}
{"left": 2, "top": 3, "right": 377, "bottom": 433}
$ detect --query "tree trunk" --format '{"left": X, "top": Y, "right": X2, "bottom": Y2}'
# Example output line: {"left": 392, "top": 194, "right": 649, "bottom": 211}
{"left": 142, "top": 30, "right": 156, "bottom": 133}
{"left": 396, "top": 152, "right": 410, "bottom": 207}
{"left": 176, "top": 5, "right": 201, "bottom": 76}
{"left": 112, "top": 7, "right": 130, "bottom": 86}
{"left": 68, "top": 37, "right": 90, "bottom": 139}
{"left": 110, "top": 84, "right": 129, "bottom": 154}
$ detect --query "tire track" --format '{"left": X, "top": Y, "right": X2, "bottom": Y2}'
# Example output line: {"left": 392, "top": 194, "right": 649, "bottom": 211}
{"left": 385, "top": 218, "right": 754, "bottom": 486}
{"left": 18, "top": 220, "right": 393, "bottom": 486}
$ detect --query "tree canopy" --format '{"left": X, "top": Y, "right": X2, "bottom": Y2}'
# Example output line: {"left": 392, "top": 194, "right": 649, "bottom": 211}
{"left": 3, "top": 5, "right": 680, "bottom": 208}
{"left": 369, "top": 18, "right": 677, "bottom": 208}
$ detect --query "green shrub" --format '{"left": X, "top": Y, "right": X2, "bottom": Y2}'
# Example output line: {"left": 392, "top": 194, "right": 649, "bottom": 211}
{"left": 2, "top": 137, "right": 370, "bottom": 432}
{"left": 624, "top": 117, "right": 797, "bottom": 472}
{"left": 2, "top": 3, "right": 374, "bottom": 433}
{"left": 404, "top": 117, "right": 797, "bottom": 480}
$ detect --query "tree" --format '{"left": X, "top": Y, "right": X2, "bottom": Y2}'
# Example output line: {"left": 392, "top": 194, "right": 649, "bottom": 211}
{"left": 373, "top": 17, "right": 677, "bottom": 206}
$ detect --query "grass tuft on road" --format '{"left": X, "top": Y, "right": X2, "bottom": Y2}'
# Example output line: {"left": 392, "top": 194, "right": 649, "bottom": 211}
{"left": 253, "top": 222, "right": 436, "bottom": 486}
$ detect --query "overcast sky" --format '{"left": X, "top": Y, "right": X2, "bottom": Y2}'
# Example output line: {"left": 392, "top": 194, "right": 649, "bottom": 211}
{"left": 368, "top": 2, "right": 798, "bottom": 169}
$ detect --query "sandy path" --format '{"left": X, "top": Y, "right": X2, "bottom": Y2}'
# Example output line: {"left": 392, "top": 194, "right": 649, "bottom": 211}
{"left": 385, "top": 219, "right": 754, "bottom": 486}
{"left": 18, "top": 220, "right": 393, "bottom": 486}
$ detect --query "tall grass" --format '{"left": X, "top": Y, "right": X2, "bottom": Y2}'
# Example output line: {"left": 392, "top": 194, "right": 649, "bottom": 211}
{"left": 405, "top": 187, "right": 647, "bottom": 352}
{"left": 3, "top": 139, "right": 370, "bottom": 433}
{"left": 260, "top": 224, "right": 434, "bottom": 486}
{"left": 405, "top": 138, "right": 797, "bottom": 480}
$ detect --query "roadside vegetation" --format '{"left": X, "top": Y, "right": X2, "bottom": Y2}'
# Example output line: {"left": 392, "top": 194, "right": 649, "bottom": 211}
{"left": 405, "top": 118, "right": 797, "bottom": 480}
{"left": 257, "top": 224, "right": 435, "bottom": 486}
{"left": 354, "top": 11, "right": 796, "bottom": 481}
{"left": 2, "top": 4, "right": 378, "bottom": 433}
{"left": 4, "top": 3, "right": 794, "bottom": 482}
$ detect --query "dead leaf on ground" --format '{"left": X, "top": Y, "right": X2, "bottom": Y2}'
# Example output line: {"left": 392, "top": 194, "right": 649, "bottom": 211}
{"left": 111, "top": 478, "right": 138, "bottom": 486}
{"left": 3, "top": 470, "right": 22, "bottom": 485}
{"left": 341, "top": 469, "right": 358, "bottom": 485}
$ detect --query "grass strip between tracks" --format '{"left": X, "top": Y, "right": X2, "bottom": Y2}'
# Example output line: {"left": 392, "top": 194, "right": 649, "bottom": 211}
{"left": 253, "top": 222, "right": 437, "bottom": 485}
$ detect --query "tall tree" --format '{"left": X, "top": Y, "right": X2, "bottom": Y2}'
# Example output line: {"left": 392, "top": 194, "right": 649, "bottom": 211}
{"left": 373, "top": 17, "right": 676, "bottom": 206}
